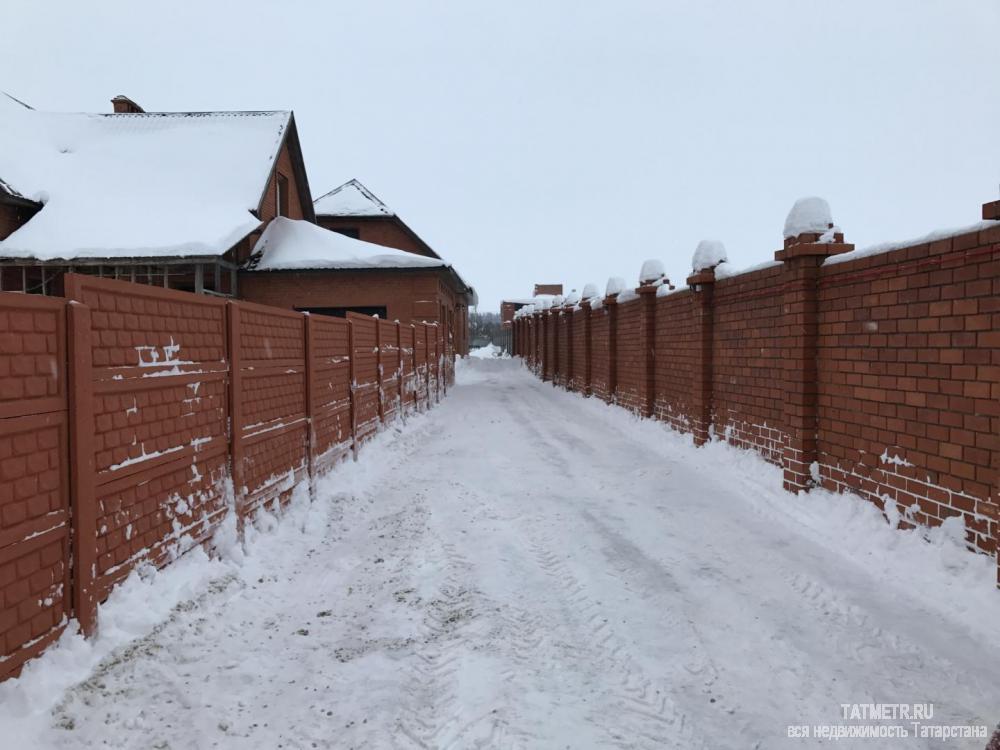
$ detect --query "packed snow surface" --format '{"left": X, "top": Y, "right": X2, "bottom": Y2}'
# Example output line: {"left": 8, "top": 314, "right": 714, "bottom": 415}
{"left": 692, "top": 239, "right": 728, "bottom": 271}
{"left": 251, "top": 217, "right": 447, "bottom": 271}
{"left": 783, "top": 196, "right": 834, "bottom": 238}
{"left": 0, "top": 94, "right": 289, "bottom": 260}
{"left": 2, "top": 359, "right": 998, "bottom": 749}
{"left": 313, "top": 178, "right": 394, "bottom": 217}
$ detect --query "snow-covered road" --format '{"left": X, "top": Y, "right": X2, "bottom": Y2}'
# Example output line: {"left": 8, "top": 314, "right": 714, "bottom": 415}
{"left": 4, "top": 357, "right": 999, "bottom": 749}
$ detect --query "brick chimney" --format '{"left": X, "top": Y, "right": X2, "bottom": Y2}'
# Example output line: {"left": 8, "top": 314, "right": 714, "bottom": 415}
{"left": 533, "top": 283, "right": 562, "bottom": 296}
{"left": 111, "top": 95, "right": 144, "bottom": 114}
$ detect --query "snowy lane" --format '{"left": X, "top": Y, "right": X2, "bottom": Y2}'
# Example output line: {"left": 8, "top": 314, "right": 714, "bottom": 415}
{"left": 10, "top": 358, "right": 1000, "bottom": 749}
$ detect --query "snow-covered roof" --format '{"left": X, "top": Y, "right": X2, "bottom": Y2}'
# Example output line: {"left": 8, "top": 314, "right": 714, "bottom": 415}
{"left": 251, "top": 217, "right": 446, "bottom": 271}
{"left": 313, "top": 179, "right": 394, "bottom": 217}
{"left": 0, "top": 93, "right": 291, "bottom": 261}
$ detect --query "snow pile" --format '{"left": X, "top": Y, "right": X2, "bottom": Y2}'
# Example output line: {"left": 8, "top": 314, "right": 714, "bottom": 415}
{"left": 691, "top": 239, "right": 728, "bottom": 271}
{"left": 563, "top": 289, "right": 580, "bottom": 305}
{"left": 251, "top": 218, "right": 447, "bottom": 271}
{"left": 550, "top": 295, "right": 564, "bottom": 307}
{"left": 469, "top": 343, "right": 507, "bottom": 359}
{"left": 0, "top": 100, "right": 290, "bottom": 260}
{"left": 605, "top": 277, "right": 626, "bottom": 297}
{"left": 639, "top": 259, "right": 665, "bottom": 283}
{"left": 581, "top": 283, "right": 600, "bottom": 300}
{"left": 783, "top": 196, "right": 835, "bottom": 239}
{"left": 313, "top": 178, "right": 394, "bottom": 217}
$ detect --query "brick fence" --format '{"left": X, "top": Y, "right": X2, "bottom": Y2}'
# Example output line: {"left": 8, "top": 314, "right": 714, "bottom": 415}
{"left": 514, "top": 199, "right": 1000, "bottom": 586}
{"left": 0, "top": 275, "right": 453, "bottom": 681}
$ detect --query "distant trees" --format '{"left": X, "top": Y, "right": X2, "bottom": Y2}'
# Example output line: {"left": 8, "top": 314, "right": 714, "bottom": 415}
{"left": 469, "top": 311, "right": 504, "bottom": 349}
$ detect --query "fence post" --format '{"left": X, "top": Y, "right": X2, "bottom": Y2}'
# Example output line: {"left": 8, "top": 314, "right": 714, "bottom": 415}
{"left": 67, "top": 301, "right": 97, "bottom": 637}
{"left": 348, "top": 318, "right": 358, "bottom": 461}
{"left": 303, "top": 313, "right": 315, "bottom": 494}
{"left": 638, "top": 285, "right": 657, "bottom": 417}
{"left": 686, "top": 268, "right": 717, "bottom": 446}
{"left": 774, "top": 229, "right": 852, "bottom": 493}
{"left": 226, "top": 301, "right": 246, "bottom": 537}
{"left": 396, "top": 321, "right": 405, "bottom": 422}
{"left": 604, "top": 294, "right": 618, "bottom": 403}
{"left": 375, "top": 318, "right": 385, "bottom": 425}
{"left": 565, "top": 307, "right": 574, "bottom": 390}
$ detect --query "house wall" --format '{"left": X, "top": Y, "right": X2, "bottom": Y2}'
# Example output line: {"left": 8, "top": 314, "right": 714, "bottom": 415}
{"left": 238, "top": 269, "right": 469, "bottom": 355}
{"left": 232, "top": 140, "right": 308, "bottom": 265}
{"left": 316, "top": 216, "right": 436, "bottom": 259}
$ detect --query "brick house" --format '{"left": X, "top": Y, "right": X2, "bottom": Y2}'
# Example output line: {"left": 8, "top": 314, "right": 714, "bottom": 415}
{"left": 0, "top": 92, "right": 313, "bottom": 296}
{"left": 240, "top": 217, "right": 475, "bottom": 355}
{"left": 243, "top": 178, "right": 474, "bottom": 354}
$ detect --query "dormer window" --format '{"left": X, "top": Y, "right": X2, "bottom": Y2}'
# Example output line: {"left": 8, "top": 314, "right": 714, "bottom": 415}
{"left": 276, "top": 173, "right": 289, "bottom": 217}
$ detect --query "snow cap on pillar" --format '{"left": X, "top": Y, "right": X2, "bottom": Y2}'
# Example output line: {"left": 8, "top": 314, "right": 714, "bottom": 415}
{"left": 564, "top": 289, "right": 580, "bottom": 305}
{"left": 639, "top": 259, "right": 665, "bottom": 285}
{"left": 605, "top": 277, "right": 626, "bottom": 296}
{"left": 783, "top": 196, "right": 843, "bottom": 247}
{"left": 581, "top": 283, "right": 600, "bottom": 300}
{"left": 692, "top": 240, "right": 727, "bottom": 272}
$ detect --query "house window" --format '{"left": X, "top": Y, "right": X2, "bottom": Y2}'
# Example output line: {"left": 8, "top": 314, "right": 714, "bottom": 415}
{"left": 331, "top": 227, "right": 360, "bottom": 239}
{"left": 276, "top": 173, "right": 289, "bottom": 217}
{"left": 295, "top": 305, "right": 387, "bottom": 319}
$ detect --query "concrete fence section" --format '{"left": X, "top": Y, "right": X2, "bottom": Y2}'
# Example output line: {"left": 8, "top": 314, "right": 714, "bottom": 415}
{"left": 0, "top": 274, "right": 454, "bottom": 681}
{"left": 514, "top": 210, "right": 1000, "bottom": 586}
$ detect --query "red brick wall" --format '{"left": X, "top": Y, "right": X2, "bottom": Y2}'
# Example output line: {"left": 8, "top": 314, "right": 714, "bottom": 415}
{"left": 0, "top": 276, "right": 450, "bottom": 680}
{"left": 614, "top": 297, "right": 645, "bottom": 414}
{"left": 816, "top": 231, "right": 1000, "bottom": 555}
{"left": 520, "top": 216, "right": 1000, "bottom": 578}
{"left": 653, "top": 289, "right": 699, "bottom": 434}
{"left": 569, "top": 308, "right": 588, "bottom": 392}
{"left": 712, "top": 264, "right": 787, "bottom": 463}
{"left": 555, "top": 310, "right": 571, "bottom": 387}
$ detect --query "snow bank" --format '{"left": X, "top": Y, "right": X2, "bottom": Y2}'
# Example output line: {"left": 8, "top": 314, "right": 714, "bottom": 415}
{"left": 0, "top": 103, "right": 290, "bottom": 260}
{"left": 783, "top": 196, "right": 835, "bottom": 239}
{"left": 469, "top": 343, "right": 507, "bottom": 359}
{"left": 251, "top": 217, "right": 447, "bottom": 271}
{"left": 691, "top": 239, "right": 727, "bottom": 271}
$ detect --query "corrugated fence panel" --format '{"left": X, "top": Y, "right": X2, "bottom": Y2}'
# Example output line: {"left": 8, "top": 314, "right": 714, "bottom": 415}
{"left": 309, "top": 314, "right": 352, "bottom": 474}
{"left": 378, "top": 318, "right": 400, "bottom": 424}
{"left": 63, "top": 275, "right": 230, "bottom": 600}
{"left": 0, "top": 293, "right": 70, "bottom": 680}
{"left": 348, "top": 313, "right": 379, "bottom": 442}
{"left": 237, "top": 301, "right": 308, "bottom": 515}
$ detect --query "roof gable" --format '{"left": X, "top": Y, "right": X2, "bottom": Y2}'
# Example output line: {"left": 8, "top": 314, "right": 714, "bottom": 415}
{"left": 313, "top": 178, "right": 393, "bottom": 217}
{"left": 0, "top": 102, "right": 293, "bottom": 260}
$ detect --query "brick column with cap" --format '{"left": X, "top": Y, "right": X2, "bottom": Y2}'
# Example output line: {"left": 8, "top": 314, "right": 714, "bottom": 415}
{"left": 604, "top": 293, "right": 619, "bottom": 404}
{"left": 685, "top": 267, "right": 716, "bottom": 446}
{"left": 637, "top": 283, "right": 658, "bottom": 418}
{"left": 775, "top": 226, "right": 853, "bottom": 493}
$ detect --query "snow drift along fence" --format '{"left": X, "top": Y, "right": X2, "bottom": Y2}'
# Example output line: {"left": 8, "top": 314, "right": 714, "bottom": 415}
{"left": 514, "top": 204, "right": 1000, "bottom": 587}
{"left": 0, "top": 275, "right": 448, "bottom": 681}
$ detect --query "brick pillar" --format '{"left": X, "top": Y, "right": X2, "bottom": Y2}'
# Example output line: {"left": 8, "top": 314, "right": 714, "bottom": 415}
{"left": 541, "top": 310, "right": 551, "bottom": 382}
{"left": 775, "top": 231, "right": 852, "bottom": 493}
{"left": 604, "top": 294, "right": 618, "bottom": 403}
{"left": 581, "top": 300, "right": 592, "bottom": 396}
{"left": 564, "top": 306, "right": 574, "bottom": 390}
{"left": 685, "top": 268, "right": 716, "bottom": 446}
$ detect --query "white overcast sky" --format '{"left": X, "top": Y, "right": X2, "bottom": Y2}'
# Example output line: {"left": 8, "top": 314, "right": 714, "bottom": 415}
{"left": 3, "top": 1, "right": 998, "bottom": 309}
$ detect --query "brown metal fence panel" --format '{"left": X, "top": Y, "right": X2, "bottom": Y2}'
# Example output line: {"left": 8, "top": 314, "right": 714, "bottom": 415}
{"left": 308, "top": 314, "right": 353, "bottom": 474}
{"left": 0, "top": 293, "right": 71, "bottom": 679}
{"left": 234, "top": 301, "right": 308, "bottom": 517}
{"left": 348, "top": 313, "right": 379, "bottom": 444}
{"left": 63, "top": 276, "right": 231, "bottom": 601}
{"left": 413, "top": 323, "right": 428, "bottom": 410}
{"left": 378, "top": 319, "right": 400, "bottom": 424}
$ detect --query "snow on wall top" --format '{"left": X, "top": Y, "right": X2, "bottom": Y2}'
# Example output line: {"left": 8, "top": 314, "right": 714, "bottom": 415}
{"left": 251, "top": 217, "right": 446, "bottom": 271}
{"left": 824, "top": 219, "right": 1000, "bottom": 267}
{"left": 313, "top": 179, "right": 394, "bottom": 217}
{"left": 783, "top": 196, "right": 834, "bottom": 239}
{"left": 605, "top": 277, "right": 626, "bottom": 296}
{"left": 0, "top": 100, "right": 291, "bottom": 260}
{"left": 692, "top": 240, "right": 728, "bottom": 271}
